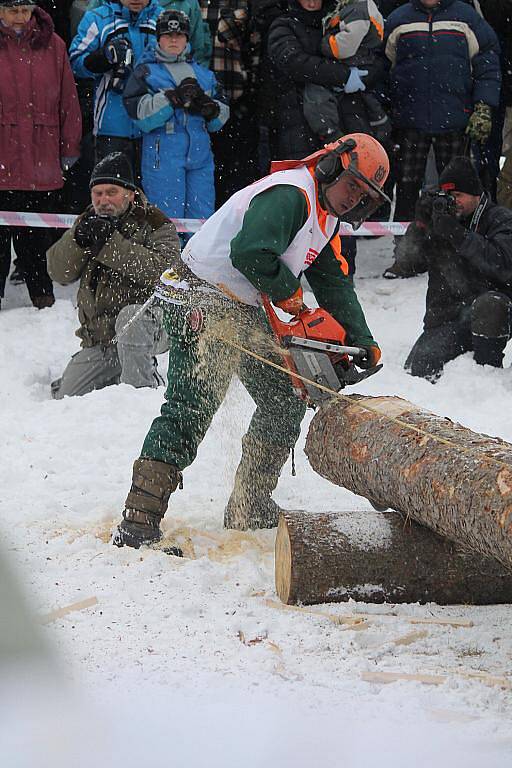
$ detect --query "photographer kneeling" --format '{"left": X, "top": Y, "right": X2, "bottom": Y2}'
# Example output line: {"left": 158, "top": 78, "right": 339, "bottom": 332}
{"left": 404, "top": 156, "right": 512, "bottom": 381}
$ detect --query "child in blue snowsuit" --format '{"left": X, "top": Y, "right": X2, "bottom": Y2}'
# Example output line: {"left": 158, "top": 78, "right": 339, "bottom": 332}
{"left": 123, "top": 9, "right": 228, "bottom": 225}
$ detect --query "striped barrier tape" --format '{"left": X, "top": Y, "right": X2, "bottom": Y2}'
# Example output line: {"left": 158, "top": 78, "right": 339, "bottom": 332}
{"left": 0, "top": 210, "right": 410, "bottom": 236}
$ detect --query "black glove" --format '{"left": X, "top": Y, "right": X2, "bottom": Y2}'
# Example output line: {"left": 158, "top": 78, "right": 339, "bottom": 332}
{"left": 189, "top": 92, "right": 220, "bottom": 121}
{"left": 354, "top": 344, "right": 382, "bottom": 370}
{"left": 103, "top": 38, "right": 132, "bottom": 68}
{"left": 165, "top": 88, "right": 183, "bottom": 109}
{"left": 176, "top": 78, "right": 204, "bottom": 109}
{"left": 431, "top": 212, "right": 467, "bottom": 249}
{"left": 414, "top": 191, "right": 436, "bottom": 228}
{"left": 74, "top": 212, "right": 118, "bottom": 251}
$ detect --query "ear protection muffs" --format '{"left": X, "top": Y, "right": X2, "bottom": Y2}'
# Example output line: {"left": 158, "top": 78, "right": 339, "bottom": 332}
{"left": 314, "top": 138, "right": 357, "bottom": 185}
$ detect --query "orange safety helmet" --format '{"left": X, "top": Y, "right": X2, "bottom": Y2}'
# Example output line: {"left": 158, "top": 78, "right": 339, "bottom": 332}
{"left": 313, "top": 133, "right": 390, "bottom": 201}
{"left": 270, "top": 134, "right": 391, "bottom": 226}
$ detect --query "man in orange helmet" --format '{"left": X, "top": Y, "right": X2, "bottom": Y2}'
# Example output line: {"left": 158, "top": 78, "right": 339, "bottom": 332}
{"left": 113, "top": 133, "right": 390, "bottom": 551}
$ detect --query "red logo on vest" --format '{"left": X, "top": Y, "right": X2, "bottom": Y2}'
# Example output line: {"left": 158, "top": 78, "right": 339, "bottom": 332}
{"left": 304, "top": 247, "right": 319, "bottom": 266}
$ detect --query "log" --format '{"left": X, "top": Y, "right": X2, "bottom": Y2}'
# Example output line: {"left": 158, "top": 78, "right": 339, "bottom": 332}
{"left": 275, "top": 509, "right": 512, "bottom": 605}
{"left": 305, "top": 395, "right": 512, "bottom": 572}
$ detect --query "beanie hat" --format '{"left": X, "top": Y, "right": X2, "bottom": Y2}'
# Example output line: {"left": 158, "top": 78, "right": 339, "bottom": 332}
{"left": 0, "top": 0, "right": 35, "bottom": 6}
{"left": 89, "top": 152, "right": 136, "bottom": 191}
{"left": 439, "top": 156, "right": 483, "bottom": 196}
{"left": 156, "top": 9, "right": 190, "bottom": 39}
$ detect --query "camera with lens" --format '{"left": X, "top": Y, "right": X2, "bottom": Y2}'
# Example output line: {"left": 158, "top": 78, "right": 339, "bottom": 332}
{"left": 431, "top": 190, "right": 456, "bottom": 217}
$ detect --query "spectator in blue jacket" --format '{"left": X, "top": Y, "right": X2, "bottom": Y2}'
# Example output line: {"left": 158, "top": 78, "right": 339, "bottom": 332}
{"left": 384, "top": 0, "right": 501, "bottom": 223}
{"left": 123, "top": 10, "right": 228, "bottom": 229}
{"left": 69, "top": 0, "right": 163, "bottom": 171}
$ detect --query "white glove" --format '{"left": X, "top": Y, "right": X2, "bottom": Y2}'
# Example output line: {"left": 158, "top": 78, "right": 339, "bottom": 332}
{"left": 344, "top": 68, "right": 368, "bottom": 94}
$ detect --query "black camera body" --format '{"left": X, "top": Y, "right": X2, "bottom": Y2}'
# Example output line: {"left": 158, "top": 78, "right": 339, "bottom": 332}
{"left": 431, "top": 190, "right": 456, "bottom": 217}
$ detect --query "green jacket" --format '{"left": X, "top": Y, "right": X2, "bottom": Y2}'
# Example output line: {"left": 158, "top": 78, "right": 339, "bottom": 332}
{"left": 47, "top": 191, "right": 181, "bottom": 347}
{"left": 229, "top": 185, "right": 377, "bottom": 348}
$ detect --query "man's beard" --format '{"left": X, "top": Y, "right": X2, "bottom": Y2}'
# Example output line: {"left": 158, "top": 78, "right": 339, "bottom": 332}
{"left": 95, "top": 199, "right": 130, "bottom": 218}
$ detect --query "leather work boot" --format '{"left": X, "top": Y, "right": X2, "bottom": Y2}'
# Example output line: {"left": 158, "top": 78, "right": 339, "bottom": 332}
{"left": 32, "top": 295, "right": 55, "bottom": 309}
{"left": 224, "top": 436, "right": 291, "bottom": 530}
{"left": 112, "top": 458, "right": 183, "bottom": 553}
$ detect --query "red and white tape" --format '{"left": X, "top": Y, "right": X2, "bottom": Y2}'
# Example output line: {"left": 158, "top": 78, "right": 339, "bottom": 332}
{"left": 0, "top": 210, "right": 410, "bottom": 236}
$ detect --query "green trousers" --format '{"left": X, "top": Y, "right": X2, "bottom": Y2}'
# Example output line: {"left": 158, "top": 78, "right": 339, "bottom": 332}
{"left": 140, "top": 301, "right": 307, "bottom": 470}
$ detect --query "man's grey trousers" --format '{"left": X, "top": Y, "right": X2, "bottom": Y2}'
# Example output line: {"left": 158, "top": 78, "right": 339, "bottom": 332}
{"left": 51, "top": 304, "right": 168, "bottom": 399}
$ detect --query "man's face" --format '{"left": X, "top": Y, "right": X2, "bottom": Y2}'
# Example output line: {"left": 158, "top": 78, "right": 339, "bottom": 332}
{"left": 420, "top": 0, "right": 440, "bottom": 8}
{"left": 323, "top": 172, "right": 369, "bottom": 217}
{"left": 159, "top": 32, "right": 187, "bottom": 55}
{"left": 297, "top": 0, "right": 322, "bottom": 11}
{"left": 119, "top": 0, "right": 149, "bottom": 13}
{"left": 0, "top": 5, "right": 34, "bottom": 31}
{"left": 91, "top": 184, "right": 135, "bottom": 217}
{"left": 451, "top": 190, "right": 480, "bottom": 218}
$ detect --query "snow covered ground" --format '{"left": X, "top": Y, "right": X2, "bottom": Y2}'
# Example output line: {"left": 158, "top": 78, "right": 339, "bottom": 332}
{"left": 1, "top": 239, "right": 512, "bottom": 767}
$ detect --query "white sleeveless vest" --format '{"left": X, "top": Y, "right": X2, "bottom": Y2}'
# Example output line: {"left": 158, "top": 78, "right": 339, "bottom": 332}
{"left": 181, "top": 167, "right": 340, "bottom": 306}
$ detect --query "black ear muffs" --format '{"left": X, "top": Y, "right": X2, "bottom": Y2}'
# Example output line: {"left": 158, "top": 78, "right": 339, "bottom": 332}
{"left": 314, "top": 138, "right": 357, "bottom": 185}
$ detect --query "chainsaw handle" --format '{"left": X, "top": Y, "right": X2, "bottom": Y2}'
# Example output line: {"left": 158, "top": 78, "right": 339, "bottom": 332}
{"left": 337, "top": 345, "right": 367, "bottom": 359}
{"left": 261, "top": 293, "right": 308, "bottom": 319}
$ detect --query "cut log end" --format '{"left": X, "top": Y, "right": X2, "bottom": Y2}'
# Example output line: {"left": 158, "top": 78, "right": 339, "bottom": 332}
{"left": 275, "top": 515, "right": 293, "bottom": 604}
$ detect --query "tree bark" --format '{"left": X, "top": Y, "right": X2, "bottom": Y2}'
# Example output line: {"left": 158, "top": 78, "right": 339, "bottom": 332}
{"left": 276, "top": 510, "right": 512, "bottom": 605}
{"left": 304, "top": 395, "right": 512, "bottom": 572}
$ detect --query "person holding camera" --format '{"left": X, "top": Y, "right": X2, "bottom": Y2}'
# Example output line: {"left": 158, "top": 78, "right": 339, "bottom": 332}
{"left": 404, "top": 156, "right": 512, "bottom": 381}
{"left": 123, "top": 10, "right": 228, "bottom": 230}
{"left": 47, "top": 152, "right": 181, "bottom": 399}
{"left": 69, "top": 0, "right": 162, "bottom": 172}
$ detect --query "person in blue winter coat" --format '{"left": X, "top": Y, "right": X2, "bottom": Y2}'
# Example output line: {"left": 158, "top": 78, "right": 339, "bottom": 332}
{"left": 123, "top": 10, "right": 229, "bottom": 228}
{"left": 69, "top": 0, "right": 163, "bottom": 169}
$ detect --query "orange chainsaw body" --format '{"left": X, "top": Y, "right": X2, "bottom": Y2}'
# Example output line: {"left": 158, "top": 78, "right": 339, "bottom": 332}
{"left": 262, "top": 295, "right": 351, "bottom": 403}
{"left": 262, "top": 295, "right": 382, "bottom": 405}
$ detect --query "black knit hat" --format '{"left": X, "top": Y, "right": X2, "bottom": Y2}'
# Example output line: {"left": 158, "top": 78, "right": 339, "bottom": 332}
{"left": 89, "top": 152, "right": 136, "bottom": 191}
{"left": 0, "top": 0, "right": 35, "bottom": 6}
{"left": 439, "top": 156, "right": 483, "bottom": 196}
{"left": 156, "top": 9, "right": 190, "bottom": 39}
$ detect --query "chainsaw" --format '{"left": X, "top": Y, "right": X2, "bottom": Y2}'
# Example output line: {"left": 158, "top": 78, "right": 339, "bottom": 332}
{"left": 262, "top": 295, "right": 382, "bottom": 406}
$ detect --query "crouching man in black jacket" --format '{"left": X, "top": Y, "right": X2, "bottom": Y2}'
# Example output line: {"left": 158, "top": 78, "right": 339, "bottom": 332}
{"left": 404, "top": 156, "right": 512, "bottom": 381}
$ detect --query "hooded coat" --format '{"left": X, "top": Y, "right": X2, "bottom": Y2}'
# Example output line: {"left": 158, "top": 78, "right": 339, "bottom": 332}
{"left": 0, "top": 7, "right": 81, "bottom": 191}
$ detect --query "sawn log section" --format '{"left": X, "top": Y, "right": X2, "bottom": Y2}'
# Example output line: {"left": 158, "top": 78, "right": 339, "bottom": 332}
{"left": 304, "top": 395, "right": 512, "bottom": 572}
{"left": 275, "top": 510, "right": 512, "bottom": 605}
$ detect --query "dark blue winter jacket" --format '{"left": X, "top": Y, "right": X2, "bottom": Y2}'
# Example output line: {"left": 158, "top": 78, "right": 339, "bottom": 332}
{"left": 384, "top": 0, "right": 501, "bottom": 133}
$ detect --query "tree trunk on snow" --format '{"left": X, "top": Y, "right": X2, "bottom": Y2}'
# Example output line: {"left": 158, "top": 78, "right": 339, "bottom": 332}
{"left": 275, "top": 510, "right": 512, "bottom": 605}
{"left": 304, "top": 395, "right": 512, "bottom": 573}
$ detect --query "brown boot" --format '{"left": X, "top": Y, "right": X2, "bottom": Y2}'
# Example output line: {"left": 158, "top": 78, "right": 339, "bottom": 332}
{"left": 32, "top": 295, "right": 55, "bottom": 309}
{"left": 224, "top": 436, "right": 291, "bottom": 531}
{"left": 113, "top": 458, "right": 182, "bottom": 551}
